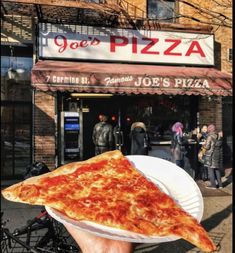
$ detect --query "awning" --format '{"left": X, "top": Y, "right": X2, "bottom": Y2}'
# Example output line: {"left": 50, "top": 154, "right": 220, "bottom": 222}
{"left": 31, "top": 60, "right": 232, "bottom": 96}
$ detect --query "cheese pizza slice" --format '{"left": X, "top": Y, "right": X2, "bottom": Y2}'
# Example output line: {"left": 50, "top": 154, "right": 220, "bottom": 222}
{"left": 2, "top": 150, "right": 216, "bottom": 252}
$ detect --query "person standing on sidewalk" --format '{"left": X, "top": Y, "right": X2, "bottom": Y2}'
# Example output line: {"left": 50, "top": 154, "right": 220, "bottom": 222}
{"left": 197, "top": 125, "right": 209, "bottom": 181}
{"left": 92, "top": 114, "right": 113, "bottom": 155}
{"left": 171, "top": 122, "right": 188, "bottom": 169}
{"left": 204, "top": 125, "right": 223, "bottom": 189}
{"left": 130, "top": 122, "right": 150, "bottom": 155}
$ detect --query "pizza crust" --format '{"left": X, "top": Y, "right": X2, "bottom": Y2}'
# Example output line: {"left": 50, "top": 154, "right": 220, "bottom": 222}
{"left": 1, "top": 150, "right": 123, "bottom": 204}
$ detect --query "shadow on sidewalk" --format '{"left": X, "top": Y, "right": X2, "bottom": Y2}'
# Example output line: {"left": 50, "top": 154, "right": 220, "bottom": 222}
{"left": 135, "top": 203, "right": 232, "bottom": 253}
{"left": 223, "top": 172, "right": 233, "bottom": 188}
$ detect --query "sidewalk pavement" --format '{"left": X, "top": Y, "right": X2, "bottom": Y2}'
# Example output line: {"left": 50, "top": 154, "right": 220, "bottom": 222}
{"left": 1, "top": 168, "right": 233, "bottom": 253}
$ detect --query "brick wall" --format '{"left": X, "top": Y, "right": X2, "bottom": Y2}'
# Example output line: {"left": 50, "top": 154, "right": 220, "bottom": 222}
{"left": 34, "top": 90, "right": 56, "bottom": 170}
{"left": 198, "top": 96, "right": 222, "bottom": 130}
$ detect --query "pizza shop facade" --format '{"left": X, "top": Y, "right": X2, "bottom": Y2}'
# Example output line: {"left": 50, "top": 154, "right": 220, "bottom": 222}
{"left": 32, "top": 23, "right": 232, "bottom": 170}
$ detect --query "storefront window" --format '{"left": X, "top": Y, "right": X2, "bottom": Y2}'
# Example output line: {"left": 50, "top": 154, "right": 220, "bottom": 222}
{"left": 1, "top": 45, "right": 33, "bottom": 179}
{"left": 1, "top": 102, "right": 32, "bottom": 178}
{"left": 1, "top": 55, "right": 32, "bottom": 101}
{"left": 148, "top": 0, "right": 175, "bottom": 22}
{"left": 58, "top": 94, "right": 198, "bottom": 161}
{"left": 125, "top": 95, "right": 197, "bottom": 141}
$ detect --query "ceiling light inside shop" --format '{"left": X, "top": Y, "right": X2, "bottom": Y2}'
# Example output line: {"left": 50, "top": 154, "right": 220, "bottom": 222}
{"left": 16, "top": 68, "right": 25, "bottom": 74}
{"left": 71, "top": 93, "right": 113, "bottom": 98}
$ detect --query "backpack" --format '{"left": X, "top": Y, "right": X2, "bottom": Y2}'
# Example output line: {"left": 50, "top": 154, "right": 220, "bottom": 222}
{"left": 24, "top": 161, "right": 50, "bottom": 179}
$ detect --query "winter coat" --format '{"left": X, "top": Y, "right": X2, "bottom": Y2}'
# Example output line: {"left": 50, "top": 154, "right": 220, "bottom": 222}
{"left": 171, "top": 133, "right": 188, "bottom": 161}
{"left": 130, "top": 127, "right": 149, "bottom": 155}
{"left": 92, "top": 122, "right": 113, "bottom": 148}
{"left": 211, "top": 136, "right": 223, "bottom": 169}
{"left": 203, "top": 132, "right": 217, "bottom": 168}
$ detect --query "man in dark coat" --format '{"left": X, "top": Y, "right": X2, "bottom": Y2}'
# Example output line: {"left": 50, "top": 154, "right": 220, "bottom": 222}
{"left": 92, "top": 114, "right": 113, "bottom": 155}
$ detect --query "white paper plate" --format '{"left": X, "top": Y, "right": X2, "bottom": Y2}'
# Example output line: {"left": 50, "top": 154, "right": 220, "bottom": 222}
{"left": 46, "top": 155, "right": 204, "bottom": 243}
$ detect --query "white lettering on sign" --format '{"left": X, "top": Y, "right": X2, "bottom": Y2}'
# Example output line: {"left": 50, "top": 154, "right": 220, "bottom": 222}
{"left": 44, "top": 74, "right": 210, "bottom": 89}
{"left": 46, "top": 75, "right": 89, "bottom": 85}
{"left": 174, "top": 78, "right": 209, "bottom": 88}
{"left": 135, "top": 77, "right": 171, "bottom": 87}
{"left": 39, "top": 23, "right": 214, "bottom": 66}
{"left": 134, "top": 77, "right": 210, "bottom": 88}
{"left": 104, "top": 76, "right": 133, "bottom": 86}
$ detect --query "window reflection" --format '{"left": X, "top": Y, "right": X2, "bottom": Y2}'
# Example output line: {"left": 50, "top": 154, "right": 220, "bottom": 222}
{"left": 148, "top": 0, "right": 175, "bottom": 22}
{"left": 1, "top": 47, "right": 33, "bottom": 179}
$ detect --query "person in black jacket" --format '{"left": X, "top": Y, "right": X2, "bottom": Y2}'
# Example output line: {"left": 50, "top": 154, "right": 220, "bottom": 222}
{"left": 92, "top": 114, "right": 113, "bottom": 155}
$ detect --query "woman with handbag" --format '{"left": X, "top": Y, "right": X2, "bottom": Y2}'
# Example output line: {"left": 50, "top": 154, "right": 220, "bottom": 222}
{"left": 197, "top": 125, "right": 208, "bottom": 181}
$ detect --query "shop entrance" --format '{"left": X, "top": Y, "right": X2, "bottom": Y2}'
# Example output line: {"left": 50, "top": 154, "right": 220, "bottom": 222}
{"left": 58, "top": 94, "right": 125, "bottom": 163}
{"left": 58, "top": 93, "right": 198, "bottom": 164}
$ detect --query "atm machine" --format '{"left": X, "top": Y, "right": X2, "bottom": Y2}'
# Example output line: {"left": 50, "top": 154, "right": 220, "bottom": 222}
{"left": 60, "top": 111, "right": 80, "bottom": 164}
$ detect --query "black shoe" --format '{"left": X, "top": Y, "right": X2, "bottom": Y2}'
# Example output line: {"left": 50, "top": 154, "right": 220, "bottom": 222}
{"left": 206, "top": 186, "right": 217, "bottom": 189}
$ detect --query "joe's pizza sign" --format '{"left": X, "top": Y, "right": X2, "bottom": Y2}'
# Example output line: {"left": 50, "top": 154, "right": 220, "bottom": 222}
{"left": 38, "top": 23, "right": 214, "bottom": 66}
{"left": 43, "top": 74, "right": 210, "bottom": 89}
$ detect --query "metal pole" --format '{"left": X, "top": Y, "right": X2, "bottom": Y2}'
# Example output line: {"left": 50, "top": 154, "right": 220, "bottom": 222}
{"left": 31, "top": 16, "right": 37, "bottom": 164}
{"left": 32, "top": 89, "right": 35, "bottom": 163}
{"left": 60, "top": 112, "right": 65, "bottom": 164}
{"left": 118, "top": 108, "right": 121, "bottom": 129}
{"left": 79, "top": 99, "right": 83, "bottom": 160}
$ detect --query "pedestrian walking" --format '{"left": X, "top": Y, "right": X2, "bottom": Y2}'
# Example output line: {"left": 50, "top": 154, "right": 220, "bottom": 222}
{"left": 92, "top": 114, "right": 113, "bottom": 155}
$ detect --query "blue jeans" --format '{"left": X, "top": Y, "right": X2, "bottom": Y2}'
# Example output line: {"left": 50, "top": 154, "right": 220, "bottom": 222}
{"left": 207, "top": 167, "right": 223, "bottom": 188}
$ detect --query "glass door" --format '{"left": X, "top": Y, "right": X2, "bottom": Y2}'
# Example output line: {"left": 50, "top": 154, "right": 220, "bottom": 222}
{"left": 1, "top": 102, "right": 32, "bottom": 179}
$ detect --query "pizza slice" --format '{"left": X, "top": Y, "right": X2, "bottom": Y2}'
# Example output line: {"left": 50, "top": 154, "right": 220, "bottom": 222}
{"left": 2, "top": 150, "right": 216, "bottom": 252}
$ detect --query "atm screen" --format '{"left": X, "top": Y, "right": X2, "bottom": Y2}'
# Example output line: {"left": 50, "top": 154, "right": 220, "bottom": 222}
{"left": 65, "top": 123, "right": 80, "bottom": 130}
{"left": 64, "top": 117, "right": 79, "bottom": 131}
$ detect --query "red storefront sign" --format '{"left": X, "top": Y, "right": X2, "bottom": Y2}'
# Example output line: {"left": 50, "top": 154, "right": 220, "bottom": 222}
{"left": 39, "top": 23, "right": 214, "bottom": 66}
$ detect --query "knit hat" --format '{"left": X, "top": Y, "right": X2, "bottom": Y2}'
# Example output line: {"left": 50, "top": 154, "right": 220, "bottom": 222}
{"left": 207, "top": 124, "right": 215, "bottom": 133}
{"left": 172, "top": 122, "right": 184, "bottom": 137}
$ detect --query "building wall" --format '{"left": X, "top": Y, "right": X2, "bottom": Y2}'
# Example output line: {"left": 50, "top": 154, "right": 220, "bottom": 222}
{"left": 34, "top": 91, "right": 56, "bottom": 170}
{"left": 198, "top": 97, "right": 222, "bottom": 130}
{"left": 178, "top": 0, "right": 232, "bottom": 73}
{"left": 120, "top": 0, "right": 146, "bottom": 18}
{"left": 2, "top": 1, "right": 231, "bottom": 173}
